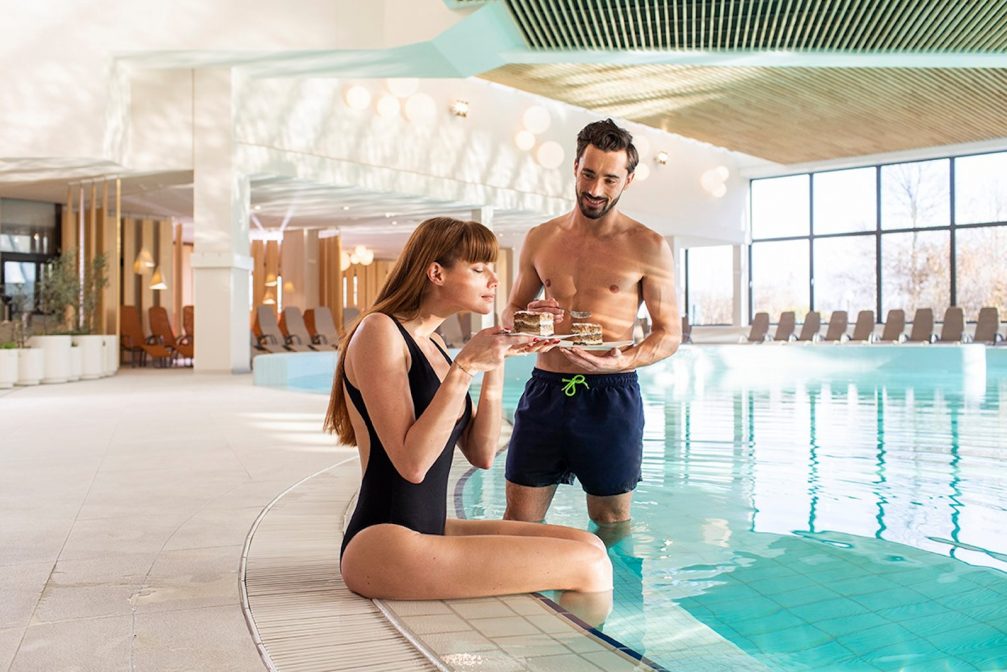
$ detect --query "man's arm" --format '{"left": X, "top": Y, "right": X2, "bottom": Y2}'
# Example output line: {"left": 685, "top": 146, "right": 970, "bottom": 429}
{"left": 561, "top": 234, "right": 681, "bottom": 372}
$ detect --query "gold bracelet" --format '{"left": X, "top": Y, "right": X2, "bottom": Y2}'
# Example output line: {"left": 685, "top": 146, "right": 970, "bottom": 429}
{"left": 454, "top": 360, "right": 474, "bottom": 378}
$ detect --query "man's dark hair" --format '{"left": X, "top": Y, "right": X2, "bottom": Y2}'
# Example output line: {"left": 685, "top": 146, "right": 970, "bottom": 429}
{"left": 575, "top": 118, "right": 639, "bottom": 175}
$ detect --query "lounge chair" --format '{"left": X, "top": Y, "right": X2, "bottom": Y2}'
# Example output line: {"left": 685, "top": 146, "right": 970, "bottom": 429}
{"left": 255, "top": 306, "right": 311, "bottom": 352}
{"left": 937, "top": 307, "right": 965, "bottom": 343}
{"left": 250, "top": 329, "right": 284, "bottom": 355}
{"left": 681, "top": 315, "right": 693, "bottom": 344}
{"left": 304, "top": 307, "right": 341, "bottom": 347}
{"left": 850, "top": 310, "right": 875, "bottom": 342}
{"left": 280, "top": 307, "right": 328, "bottom": 350}
{"left": 796, "top": 311, "right": 821, "bottom": 342}
{"left": 120, "top": 305, "right": 173, "bottom": 367}
{"left": 744, "top": 312, "right": 770, "bottom": 342}
{"left": 822, "top": 310, "right": 848, "bottom": 342}
{"left": 972, "top": 307, "right": 1003, "bottom": 344}
{"left": 150, "top": 306, "right": 194, "bottom": 364}
{"left": 182, "top": 305, "right": 194, "bottom": 341}
{"left": 879, "top": 309, "right": 906, "bottom": 342}
{"left": 773, "top": 311, "right": 796, "bottom": 342}
{"left": 907, "top": 308, "right": 936, "bottom": 343}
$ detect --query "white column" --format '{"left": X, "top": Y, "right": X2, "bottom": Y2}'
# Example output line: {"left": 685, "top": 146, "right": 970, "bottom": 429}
{"left": 733, "top": 244, "right": 748, "bottom": 327}
{"left": 191, "top": 68, "right": 252, "bottom": 373}
{"left": 470, "top": 206, "right": 496, "bottom": 331}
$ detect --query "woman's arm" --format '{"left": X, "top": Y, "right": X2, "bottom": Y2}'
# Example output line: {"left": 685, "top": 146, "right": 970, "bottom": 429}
{"left": 457, "top": 364, "right": 504, "bottom": 469}
{"left": 349, "top": 314, "right": 474, "bottom": 484}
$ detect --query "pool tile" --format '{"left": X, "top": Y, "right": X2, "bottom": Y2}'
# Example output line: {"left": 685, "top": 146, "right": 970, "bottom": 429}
{"left": 579, "top": 649, "right": 644, "bottom": 671}
{"left": 424, "top": 630, "right": 499, "bottom": 655}
{"left": 874, "top": 595, "right": 950, "bottom": 622}
{"left": 837, "top": 621, "right": 916, "bottom": 652}
{"left": 854, "top": 637, "right": 946, "bottom": 671}
{"left": 470, "top": 615, "right": 540, "bottom": 638}
{"left": 441, "top": 650, "right": 528, "bottom": 671}
{"left": 796, "top": 596, "right": 873, "bottom": 623}
{"left": 494, "top": 633, "right": 571, "bottom": 658}
{"left": 903, "top": 612, "right": 983, "bottom": 639}
{"left": 525, "top": 652, "right": 605, "bottom": 671}
{"left": 730, "top": 609, "right": 812, "bottom": 638}
{"left": 382, "top": 599, "right": 453, "bottom": 616}
{"left": 447, "top": 598, "right": 518, "bottom": 620}
{"left": 771, "top": 582, "right": 843, "bottom": 608}
{"left": 400, "top": 613, "right": 472, "bottom": 635}
{"left": 925, "top": 622, "right": 1007, "bottom": 659}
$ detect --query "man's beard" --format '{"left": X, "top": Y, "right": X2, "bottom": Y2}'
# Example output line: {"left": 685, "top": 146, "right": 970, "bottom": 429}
{"left": 577, "top": 190, "right": 622, "bottom": 219}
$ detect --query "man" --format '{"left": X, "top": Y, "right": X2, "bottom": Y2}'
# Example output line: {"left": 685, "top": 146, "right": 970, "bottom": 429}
{"left": 502, "top": 118, "right": 681, "bottom": 528}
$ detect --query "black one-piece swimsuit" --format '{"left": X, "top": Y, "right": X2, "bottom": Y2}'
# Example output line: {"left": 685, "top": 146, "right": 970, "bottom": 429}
{"left": 340, "top": 317, "right": 472, "bottom": 560}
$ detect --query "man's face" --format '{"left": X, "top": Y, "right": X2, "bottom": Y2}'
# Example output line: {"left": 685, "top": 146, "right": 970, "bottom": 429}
{"left": 574, "top": 145, "right": 634, "bottom": 220}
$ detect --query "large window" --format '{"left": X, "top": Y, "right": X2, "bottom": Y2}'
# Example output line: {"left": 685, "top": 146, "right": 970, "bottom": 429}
{"left": 813, "top": 236, "right": 876, "bottom": 319}
{"left": 0, "top": 199, "right": 60, "bottom": 313}
{"left": 748, "top": 150, "right": 1007, "bottom": 324}
{"left": 685, "top": 245, "right": 733, "bottom": 325}
{"left": 751, "top": 175, "right": 809, "bottom": 239}
{"left": 814, "top": 168, "right": 875, "bottom": 234}
{"left": 751, "top": 240, "right": 809, "bottom": 319}
{"left": 881, "top": 230, "right": 951, "bottom": 317}
{"left": 881, "top": 159, "right": 949, "bottom": 230}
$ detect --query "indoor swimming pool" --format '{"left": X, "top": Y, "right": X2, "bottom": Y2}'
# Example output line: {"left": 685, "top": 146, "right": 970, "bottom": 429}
{"left": 271, "top": 346, "right": 1007, "bottom": 670}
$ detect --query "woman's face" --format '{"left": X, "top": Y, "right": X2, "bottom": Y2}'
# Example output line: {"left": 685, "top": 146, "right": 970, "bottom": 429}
{"left": 441, "top": 260, "right": 498, "bottom": 314}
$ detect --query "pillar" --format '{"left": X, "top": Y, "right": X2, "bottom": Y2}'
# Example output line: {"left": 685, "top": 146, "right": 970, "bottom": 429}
{"left": 191, "top": 67, "right": 252, "bottom": 373}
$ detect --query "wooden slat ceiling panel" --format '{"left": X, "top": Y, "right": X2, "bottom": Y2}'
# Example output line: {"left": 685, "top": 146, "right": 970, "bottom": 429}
{"left": 503, "top": 0, "right": 1007, "bottom": 52}
{"left": 482, "top": 64, "right": 1007, "bottom": 162}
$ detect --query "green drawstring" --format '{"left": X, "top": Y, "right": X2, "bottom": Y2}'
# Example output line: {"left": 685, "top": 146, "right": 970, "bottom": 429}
{"left": 561, "top": 374, "right": 589, "bottom": 397}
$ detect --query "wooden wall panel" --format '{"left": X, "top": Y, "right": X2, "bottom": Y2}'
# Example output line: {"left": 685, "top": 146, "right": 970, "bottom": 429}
{"left": 122, "top": 216, "right": 137, "bottom": 309}
{"left": 158, "top": 216, "right": 174, "bottom": 329}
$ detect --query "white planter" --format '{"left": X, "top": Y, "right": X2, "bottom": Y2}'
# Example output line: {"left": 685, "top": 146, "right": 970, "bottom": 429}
{"left": 0, "top": 349, "right": 18, "bottom": 389}
{"left": 74, "top": 335, "right": 104, "bottom": 380}
{"left": 69, "top": 345, "right": 83, "bottom": 381}
{"left": 29, "top": 334, "right": 73, "bottom": 384}
{"left": 102, "top": 335, "right": 119, "bottom": 377}
{"left": 16, "top": 348, "right": 43, "bottom": 386}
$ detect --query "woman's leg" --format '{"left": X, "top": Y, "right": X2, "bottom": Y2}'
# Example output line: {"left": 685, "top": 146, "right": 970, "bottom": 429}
{"left": 445, "top": 517, "right": 606, "bottom": 553}
{"left": 341, "top": 523, "right": 611, "bottom": 601}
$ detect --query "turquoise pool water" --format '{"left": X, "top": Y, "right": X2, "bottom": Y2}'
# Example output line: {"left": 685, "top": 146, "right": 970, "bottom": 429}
{"left": 462, "top": 357, "right": 1007, "bottom": 671}
{"left": 291, "top": 350, "right": 1007, "bottom": 670}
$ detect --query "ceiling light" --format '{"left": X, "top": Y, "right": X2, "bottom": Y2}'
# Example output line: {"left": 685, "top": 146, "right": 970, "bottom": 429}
{"left": 515, "top": 130, "right": 536, "bottom": 151}
{"left": 340, "top": 251, "right": 351, "bottom": 272}
{"left": 449, "top": 99, "right": 469, "bottom": 118}
{"left": 386, "top": 78, "right": 419, "bottom": 98}
{"left": 714, "top": 166, "right": 730, "bottom": 181}
{"left": 376, "top": 95, "right": 401, "bottom": 118}
{"left": 535, "top": 141, "right": 565, "bottom": 169}
{"left": 655, "top": 151, "right": 670, "bottom": 165}
{"left": 253, "top": 204, "right": 262, "bottom": 211}
{"left": 634, "top": 162, "right": 651, "bottom": 182}
{"left": 344, "top": 85, "right": 371, "bottom": 111}
{"left": 342, "top": 205, "right": 350, "bottom": 211}
{"left": 711, "top": 183, "right": 727, "bottom": 198}
{"left": 522, "top": 106, "right": 551, "bottom": 134}
{"left": 150, "top": 266, "right": 167, "bottom": 290}
{"left": 404, "top": 93, "right": 436, "bottom": 122}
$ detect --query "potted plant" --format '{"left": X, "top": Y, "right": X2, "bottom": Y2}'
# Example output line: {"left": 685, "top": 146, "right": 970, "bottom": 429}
{"left": 74, "top": 253, "right": 110, "bottom": 379}
{"left": 30, "top": 251, "right": 79, "bottom": 384}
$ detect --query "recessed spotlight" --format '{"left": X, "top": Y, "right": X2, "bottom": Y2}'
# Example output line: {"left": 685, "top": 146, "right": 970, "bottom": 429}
{"left": 449, "top": 99, "right": 469, "bottom": 117}
{"left": 536, "top": 141, "right": 565, "bottom": 169}
{"left": 522, "top": 106, "right": 551, "bottom": 134}
{"left": 253, "top": 205, "right": 262, "bottom": 211}
{"left": 376, "top": 95, "right": 401, "bottom": 118}
{"left": 655, "top": 151, "right": 670, "bottom": 165}
{"left": 342, "top": 205, "right": 350, "bottom": 211}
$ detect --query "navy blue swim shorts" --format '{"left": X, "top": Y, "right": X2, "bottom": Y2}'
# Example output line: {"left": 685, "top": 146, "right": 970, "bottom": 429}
{"left": 506, "top": 368, "right": 644, "bottom": 497}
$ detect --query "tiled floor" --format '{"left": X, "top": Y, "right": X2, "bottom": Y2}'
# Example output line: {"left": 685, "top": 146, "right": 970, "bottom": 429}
{"left": 0, "top": 369, "right": 349, "bottom": 672}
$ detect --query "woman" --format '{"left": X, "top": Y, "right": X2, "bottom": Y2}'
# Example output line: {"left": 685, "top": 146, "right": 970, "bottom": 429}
{"left": 326, "top": 217, "right": 611, "bottom": 619}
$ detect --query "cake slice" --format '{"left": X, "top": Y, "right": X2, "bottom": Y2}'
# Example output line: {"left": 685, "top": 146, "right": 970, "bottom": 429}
{"left": 570, "top": 322, "right": 603, "bottom": 345}
{"left": 513, "top": 311, "right": 554, "bottom": 336}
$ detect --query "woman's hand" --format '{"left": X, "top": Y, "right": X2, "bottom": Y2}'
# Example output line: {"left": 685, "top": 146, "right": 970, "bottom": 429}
{"left": 454, "top": 327, "right": 561, "bottom": 372}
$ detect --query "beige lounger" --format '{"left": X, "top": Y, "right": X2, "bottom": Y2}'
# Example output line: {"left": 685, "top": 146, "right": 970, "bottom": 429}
{"left": 907, "top": 308, "right": 935, "bottom": 343}
{"left": 973, "top": 307, "right": 1003, "bottom": 344}
{"left": 850, "top": 310, "right": 875, "bottom": 342}
{"left": 773, "top": 311, "right": 796, "bottom": 341}
{"left": 796, "top": 311, "right": 821, "bottom": 342}
{"left": 879, "top": 309, "right": 906, "bottom": 342}
{"left": 823, "top": 311, "right": 848, "bottom": 342}
{"left": 745, "top": 312, "right": 770, "bottom": 342}
{"left": 937, "top": 307, "right": 965, "bottom": 343}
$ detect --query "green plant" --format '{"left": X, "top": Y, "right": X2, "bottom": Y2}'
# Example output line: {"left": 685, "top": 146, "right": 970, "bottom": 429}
{"left": 81, "top": 253, "right": 109, "bottom": 335}
{"left": 39, "top": 251, "right": 81, "bottom": 335}
{"left": 0, "top": 342, "right": 17, "bottom": 349}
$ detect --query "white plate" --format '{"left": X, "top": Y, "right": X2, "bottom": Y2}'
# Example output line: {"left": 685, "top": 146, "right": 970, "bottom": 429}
{"left": 507, "top": 332, "right": 572, "bottom": 338}
{"left": 557, "top": 340, "right": 634, "bottom": 351}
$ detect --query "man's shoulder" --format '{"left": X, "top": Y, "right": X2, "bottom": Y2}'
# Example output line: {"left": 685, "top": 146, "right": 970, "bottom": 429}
{"left": 525, "top": 215, "right": 568, "bottom": 243}
{"left": 623, "top": 216, "right": 667, "bottom": 250}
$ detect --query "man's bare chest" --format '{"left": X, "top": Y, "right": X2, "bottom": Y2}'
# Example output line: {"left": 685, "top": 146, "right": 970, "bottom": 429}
{"left": 534, "top": 242, "right": 642, "bottom": 301}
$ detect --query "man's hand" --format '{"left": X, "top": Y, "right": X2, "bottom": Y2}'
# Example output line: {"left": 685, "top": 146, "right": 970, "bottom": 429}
{"left": 559, "top": 345, "right": 632, "bottom": 372}
{"left": 525, "top": 298, "right": 565, "bottom": 324}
